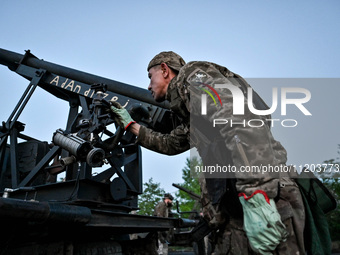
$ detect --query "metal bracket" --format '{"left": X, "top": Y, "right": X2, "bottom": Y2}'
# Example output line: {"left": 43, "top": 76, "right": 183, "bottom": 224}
{"left": 0, "top": 69, "right": 46, "bottom": 188}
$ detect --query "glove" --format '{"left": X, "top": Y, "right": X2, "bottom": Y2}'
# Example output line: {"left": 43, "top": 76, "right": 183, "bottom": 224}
{"left": 110, "top": 101, "right": 136, "bottom": 130}
{"left": 239, "top": 190, "right": 288, "bottom": 254}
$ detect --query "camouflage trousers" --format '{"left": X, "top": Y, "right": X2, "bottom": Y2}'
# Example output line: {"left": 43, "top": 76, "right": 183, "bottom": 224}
{"left": 201, "top": 178, "right": 306, "bottom": 255}
{"left": 157, "top": 240, "right": 168, "bottom": 255}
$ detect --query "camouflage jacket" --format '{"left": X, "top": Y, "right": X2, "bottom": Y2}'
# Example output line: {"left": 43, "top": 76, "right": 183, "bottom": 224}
{"left": 138, "top": 61, "right": 288, "bottom": 199}
{"left": 154, "top": 201, "right": 172, "bottom": 218}
{"left": 154, "top": 201, "right": 174, "bottom": 243}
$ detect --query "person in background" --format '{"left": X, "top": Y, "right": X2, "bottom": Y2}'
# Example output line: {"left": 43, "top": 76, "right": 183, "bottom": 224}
{"left": 154, "top": 193, "right": 174, "bottom": 255}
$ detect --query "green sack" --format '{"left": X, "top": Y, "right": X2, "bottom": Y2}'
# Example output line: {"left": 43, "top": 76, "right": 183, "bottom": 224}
{"left": 295, "top": 170, "right": 337, "bottom": 214}
{"left": 299, "top": 188, "right": 332, "bottom": 255}
{"left": 239, "top": 192, "right": 288, "bottom": 254}
{"left": 295, "top": 170, "right": 337, "bottom": 255}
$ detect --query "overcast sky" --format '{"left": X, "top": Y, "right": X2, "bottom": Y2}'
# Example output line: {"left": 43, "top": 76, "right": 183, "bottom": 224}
{"left": 0, "top": 1, "right": 339, "bottom": 196}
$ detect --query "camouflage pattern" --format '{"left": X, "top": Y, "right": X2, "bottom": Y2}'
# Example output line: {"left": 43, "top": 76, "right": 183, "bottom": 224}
{"left": 147, "top": 51, "right": 186, "bottom": 72}
{"left": 138, "top": 60, "right": 305, "bottom": 254}
{"left": 138, "top": 123, "right": 190, "bottom": 155}
{"left": 274, "top": 177, "right": 305, "bottom": 254}
{"left": 154, "top": 200, "right": 173, "bottom": 255}
{"left": 210, "top": 177, "right": 305, "bottom": 254}
{"left": 154, "top": 200, "right": 172, "bottom": 218}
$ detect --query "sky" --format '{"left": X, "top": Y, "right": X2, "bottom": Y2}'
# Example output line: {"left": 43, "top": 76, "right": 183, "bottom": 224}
{"left": 0, "top": 0, "right": 339, "bottom": 197}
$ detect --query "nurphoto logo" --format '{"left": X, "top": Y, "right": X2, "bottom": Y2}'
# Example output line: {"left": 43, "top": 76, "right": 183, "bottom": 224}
{"left": 200, "top": 84, "right": 312, "bottom": 128}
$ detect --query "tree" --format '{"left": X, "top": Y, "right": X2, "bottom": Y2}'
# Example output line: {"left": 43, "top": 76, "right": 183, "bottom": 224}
{"left": 174, "top": 157, "right": 202, "bottom": 216}
{"left": 138, "top": 177, "right": 165, "bottom": 216}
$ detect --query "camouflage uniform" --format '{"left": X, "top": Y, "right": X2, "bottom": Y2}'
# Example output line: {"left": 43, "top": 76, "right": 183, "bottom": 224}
{"left": 138, "top": 60, "right": 305, "bottom": 254}
{"left": 154, "top": 200, "right": 173, "bottom": 218}
{"left": 154, "top": 200, "right": 173, "bottom": 255}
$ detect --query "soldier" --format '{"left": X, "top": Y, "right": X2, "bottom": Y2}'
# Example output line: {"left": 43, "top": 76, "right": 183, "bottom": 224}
{"left": 110, "top": 51, "right": 306, "bottom": 254}
{"left": 154, "top": 193, "right": 174, "bottom": 255}
{"left": 154, "top": 193, "right": 174, "bottom": 218}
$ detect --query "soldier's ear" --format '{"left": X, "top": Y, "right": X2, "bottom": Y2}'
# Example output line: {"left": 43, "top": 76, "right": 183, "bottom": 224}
{"left": 160, "top": 63, "right": 169, "bottom": 78}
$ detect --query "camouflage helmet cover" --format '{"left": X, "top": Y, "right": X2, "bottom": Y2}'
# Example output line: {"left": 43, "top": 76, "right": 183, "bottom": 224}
{"left": 163, "top": 193, "right": 174, "bottom": 201}
{"left": 147, "top": 51, "right": 186, "bottom": 72}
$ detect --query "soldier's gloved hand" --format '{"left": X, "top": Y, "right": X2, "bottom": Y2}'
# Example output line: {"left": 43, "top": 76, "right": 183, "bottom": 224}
{"left": 110, "top": 101, "right": 136, "bottom": 130}
{"left": 239, "top": 191, "right": 288, "bottom": 254}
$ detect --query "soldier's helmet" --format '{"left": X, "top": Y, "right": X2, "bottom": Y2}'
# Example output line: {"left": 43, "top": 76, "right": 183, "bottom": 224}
{"left": 163, "top": 193, "right": 174, "bottom": 201}
{"left": 147, "top": 51, "right": 186, "bottom": 72}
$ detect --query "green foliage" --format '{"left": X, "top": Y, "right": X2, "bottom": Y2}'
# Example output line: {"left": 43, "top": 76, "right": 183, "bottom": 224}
{"left": 175, "top": 157, "right": 202, "bottom": 216}
{"left": 138, "top": 177, "right": 165, "bottom": 216}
